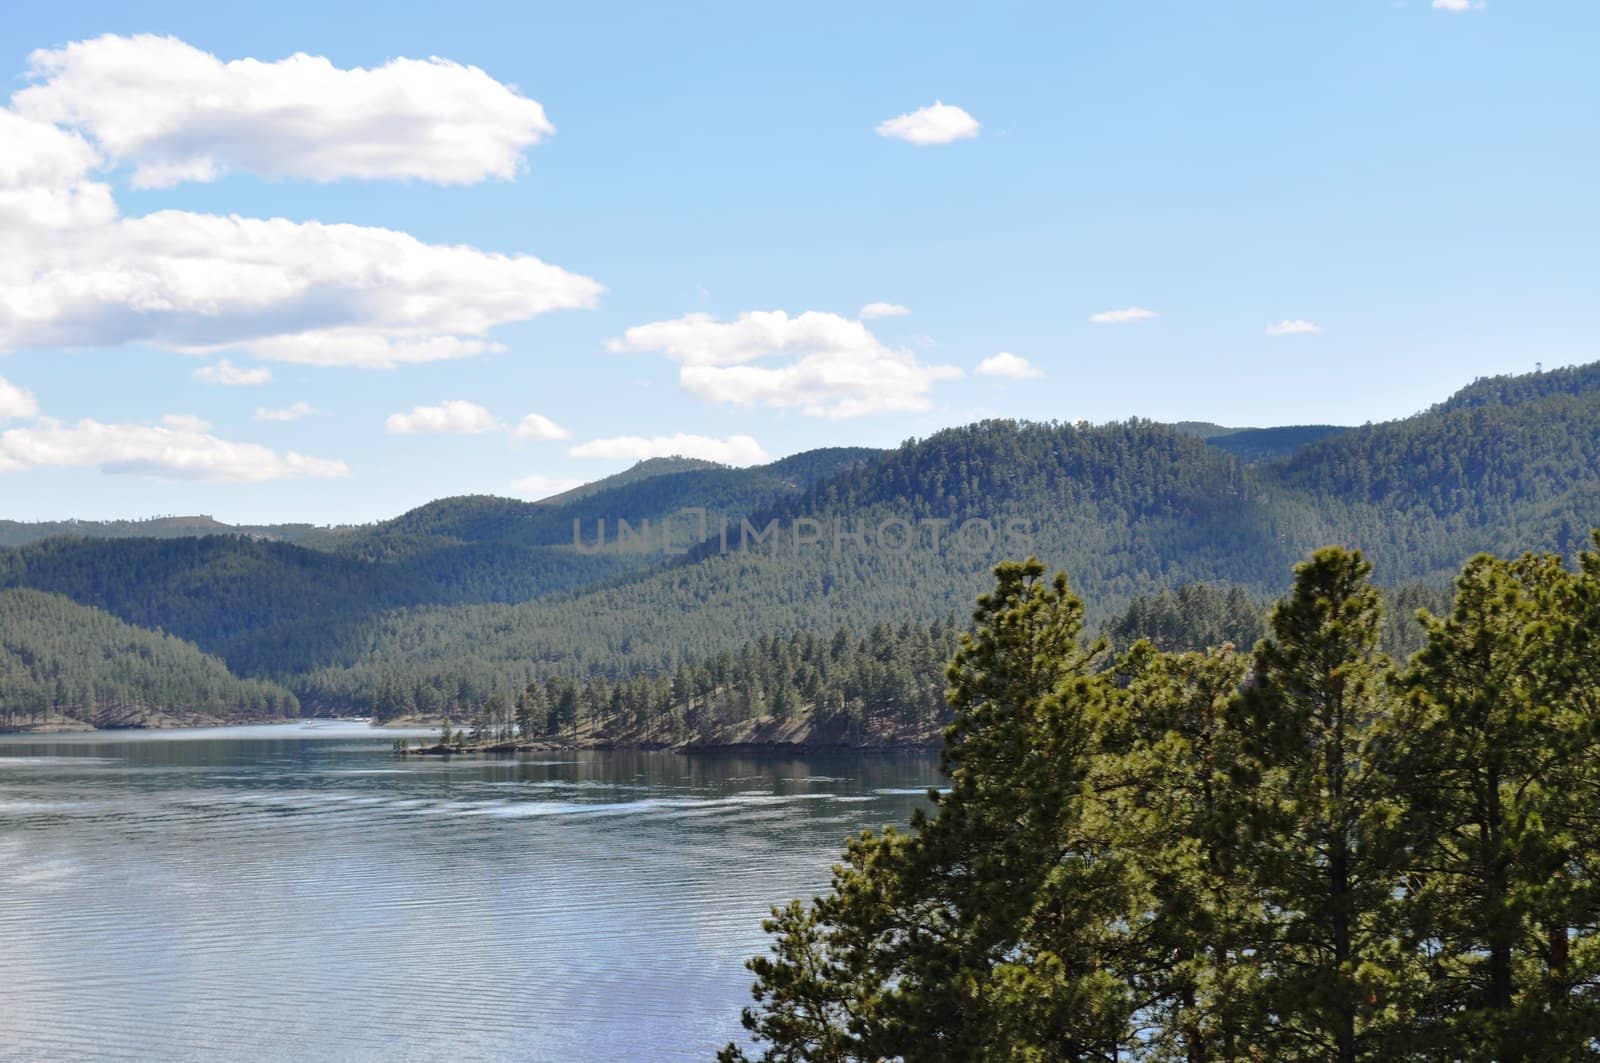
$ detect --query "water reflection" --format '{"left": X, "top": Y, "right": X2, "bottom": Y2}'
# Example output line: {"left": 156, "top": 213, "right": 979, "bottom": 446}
{"left": 0, "top": 723, "right": 939, "bottom": 1062}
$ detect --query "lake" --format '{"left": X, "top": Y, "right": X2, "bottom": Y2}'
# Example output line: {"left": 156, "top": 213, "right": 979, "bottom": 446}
{"left": 0, "top": 723, "right": 941, "bottom": 1062}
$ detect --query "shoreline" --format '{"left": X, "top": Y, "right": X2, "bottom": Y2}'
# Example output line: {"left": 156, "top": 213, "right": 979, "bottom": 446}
{"left": 0, "top": 715, "right": 344, "bottom": 736}
{"left": 3, "top": 715, "right": 940, "bottom": 753}
{"left": 397, "top": 737, "right": 940, "bottom": 756}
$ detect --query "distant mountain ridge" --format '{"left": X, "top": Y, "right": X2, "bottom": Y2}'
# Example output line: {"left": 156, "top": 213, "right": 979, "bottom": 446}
{"left": 2, "top": 360, "right": 1598, "bottom": 723}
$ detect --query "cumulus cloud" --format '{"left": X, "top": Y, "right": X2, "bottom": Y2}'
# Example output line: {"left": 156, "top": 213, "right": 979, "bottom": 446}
{"left": 860, "top": 301, "right": 910, "bottom": 319}
{"left": 608, "top": 310, "right": 962, "bottom": 419}
{"left": 514, "top": 412, "right": 571, "bottom": 440}
{"left": 0, "top": 375, "right": 40, "bottom": 420}
{"left": 0, "top": 51, "right": 601, "bottom": 371}
{"left": 875, "top": 102, "right": 981, "bottom": 146}
{"left": 0, "top": 109, "right": 113, "bottom": 230}
{"left": 569, "top": 433, "right": 770, "bottom": 467}
{"left": 1088, "top": 307, "right": 1158, "bottom": 325}
{"left": 510, "top": 472, "right": 585, "bottom": 500}
{"left": 255, "top": 402, "right": 315, "bottom": 422}
{"left": 1266, "top": 319, "right": 1322, "bottom": 336}
{"left": 0, "top": 415, "right": 348, "bottom": 481}
{"left": 976, "top": 352, "right": 1044, "bottom": 380}
{"left": 16, "top": 35, "right": 555, "bottom": 187}
{"left": 194, "top": 359, "right": 271, "bottom": 386}
{"left": 0, "top": 194, "right": 603, "bottom": 367}
{"left": 384, "top": 400, "right": 501, "bottom": 435}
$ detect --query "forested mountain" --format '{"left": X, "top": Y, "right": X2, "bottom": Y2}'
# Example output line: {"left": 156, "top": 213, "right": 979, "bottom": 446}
{"left": 1203, "top": 424, "right": 1350, "bottom": 462}
{"left": 0, "top": 589, "right": 298, "bottom": 729}
{"left": 0, "top": 361, "right": 1596, "bottom": 725}
{"left": 297, "top": 418, "right": 1296, "bottom": 713}
{"left": 325, "top": 446, "right": 882, "bottom": 563}
{"left": 1433, "top": 361, "right": 1600, "bottom": 414}
{"left": 535, "top": 455, "right": 726, "bottom": 503}
{"left": 0, "top": 515, "right": 333, "bottom": 549}
{"left": 1268, "top": 387, "right": 1600, "bottom": 575}
{"left": 1166, "top": 422, "right": 1351, "bottom": 462}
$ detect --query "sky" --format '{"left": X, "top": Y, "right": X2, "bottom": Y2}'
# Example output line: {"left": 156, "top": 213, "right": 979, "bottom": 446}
{"left": 0, "top": 0, "right": 1595, "bottom": 524}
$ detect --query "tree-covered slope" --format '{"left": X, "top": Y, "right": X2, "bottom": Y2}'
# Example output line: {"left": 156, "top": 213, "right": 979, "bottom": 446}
{"left": 3, "top": 361, "right": 1597, "bottom": 719}
{"left": 297, "top": 419, "right": 1303, "bottom": 713}
{"left": 301, "top": 360, "right": 1600, "bottom": 714}
{"left": 0, "top": 588, "right": 298, "bottom": 729}
{"left": 1204, "top": 424, "right": 1350, "bottom": 462}
{"left": 1260, "top": 387, "right": 1600, "bottom": 577}
{"left": 0, "top": 515, "right": 333, "bottom": 549}
{"left": 1432, "top": 361, "right": 1600, "bottom": 414}
{"left": 0, "top": 534, "right": 641, "bottom": 679}
{"left": 327, "top": 447, "right": 885, "bottom": 561}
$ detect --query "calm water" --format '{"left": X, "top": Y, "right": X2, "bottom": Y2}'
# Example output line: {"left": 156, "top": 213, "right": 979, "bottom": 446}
{"left": 0, "top": 723, "right": 941, "bottom": 1062}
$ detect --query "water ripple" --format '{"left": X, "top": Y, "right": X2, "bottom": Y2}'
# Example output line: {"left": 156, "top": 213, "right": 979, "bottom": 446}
{"left": 0, "top": 727, "right": 938, "bottom": 1062}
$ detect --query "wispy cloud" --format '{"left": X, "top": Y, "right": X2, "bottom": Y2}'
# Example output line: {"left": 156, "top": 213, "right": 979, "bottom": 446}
{"left": 255, "top": 402, "right": 315, "bottom": 422}
{"left": 1265, "top": 319, "right": 1322, "bottom": 336}
{"left": 194, "top": 359, "right": 271, "bottom": 387}
{"left": 1432, "top": 0, "right": 1485, "bottom": 11}
{"left": 1088, "top": 307, "right": 1158, "bottom": 325}
{"left": 860, "top": 301, "right": 910, "bottom": 319}
{"left": 0, "top": 415, "right": 348, "bottom": 481}
{"left": 570, "top": 433, "right": 769, "bottom": 466}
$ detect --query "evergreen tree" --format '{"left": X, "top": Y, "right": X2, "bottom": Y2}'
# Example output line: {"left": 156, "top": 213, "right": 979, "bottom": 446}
{"left": 1224, "top": 548, "right": 1403, "bottom": 1062}
{"left": 1100, "top": 642, "right": 1258, "bottom": 1062}
{"left": 726, "top": 560, "right": 1134, "bottom": 1061}
{"left": 1390, "top": 547, "right": 1600, "bottom": 1058}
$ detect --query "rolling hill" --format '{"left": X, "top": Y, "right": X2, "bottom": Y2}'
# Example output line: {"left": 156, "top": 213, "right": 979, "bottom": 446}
{"left": 2, "top": 361, "right": 1597, "bottom": 724}
{"left": 0, "top": 588, "right": 298, "bottom": 730}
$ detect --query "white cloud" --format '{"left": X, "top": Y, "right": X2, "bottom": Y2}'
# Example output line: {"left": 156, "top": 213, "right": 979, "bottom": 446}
{"left": 0, "top": 415, "right": 348, "bottom": 481}
{"left": 1432, "top": 0, "right": 1485, "bottom": 11}
{"left": 161, "top": 413, "right": 211, "bottom": 432}
{"left": 570, "top": 433, "right": 770, "bottom": 467}
{"left": 0, "top": 69, "right": 601, "bottom": 370}
{"left": 194, "top": 359, "right": 271, "bottom": 387}
{"left": 0, "top": 109, "right": 113, "bottom": 230}
{"left": 510, "top": 472, "right": 585, "bottom": 501}
{"left": 976, "top": 352, "right": 1044, "bottom": 380}
{"left": 860, "top": 301, "right": 910, "bottom": 319}
{"left": 255, "top": 402, "right": 314, "bottom": 422}
{"left": 1266, "top": 319, "right": 1322, "bottom": 336}
{"left": 385, "top": 400, "right": 501, "bottom": 435}
{"left": 514, "top": 412, "right": 571, "bottom": 440}
{"left": 1088, "top": 307, "right": 1158, "bottom": 325}
{"left": 875, "top": 101, "right": 981, "bottom": 146}
{"left": 0, "top": 375, "right": 40, "bottom": 420}
{"left": 608, "top": 309, "right": 962, "bottom": 419}
{"left": 0, "top": 198, "right": 603, "bottom": 367}
{"left": 16, "top": 35, "right": 554, "bottom": 187}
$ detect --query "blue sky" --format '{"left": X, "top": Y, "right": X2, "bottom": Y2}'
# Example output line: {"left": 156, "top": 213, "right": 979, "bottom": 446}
{"left": 0, "top": 0, "right": 1595, "bottom": 524}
